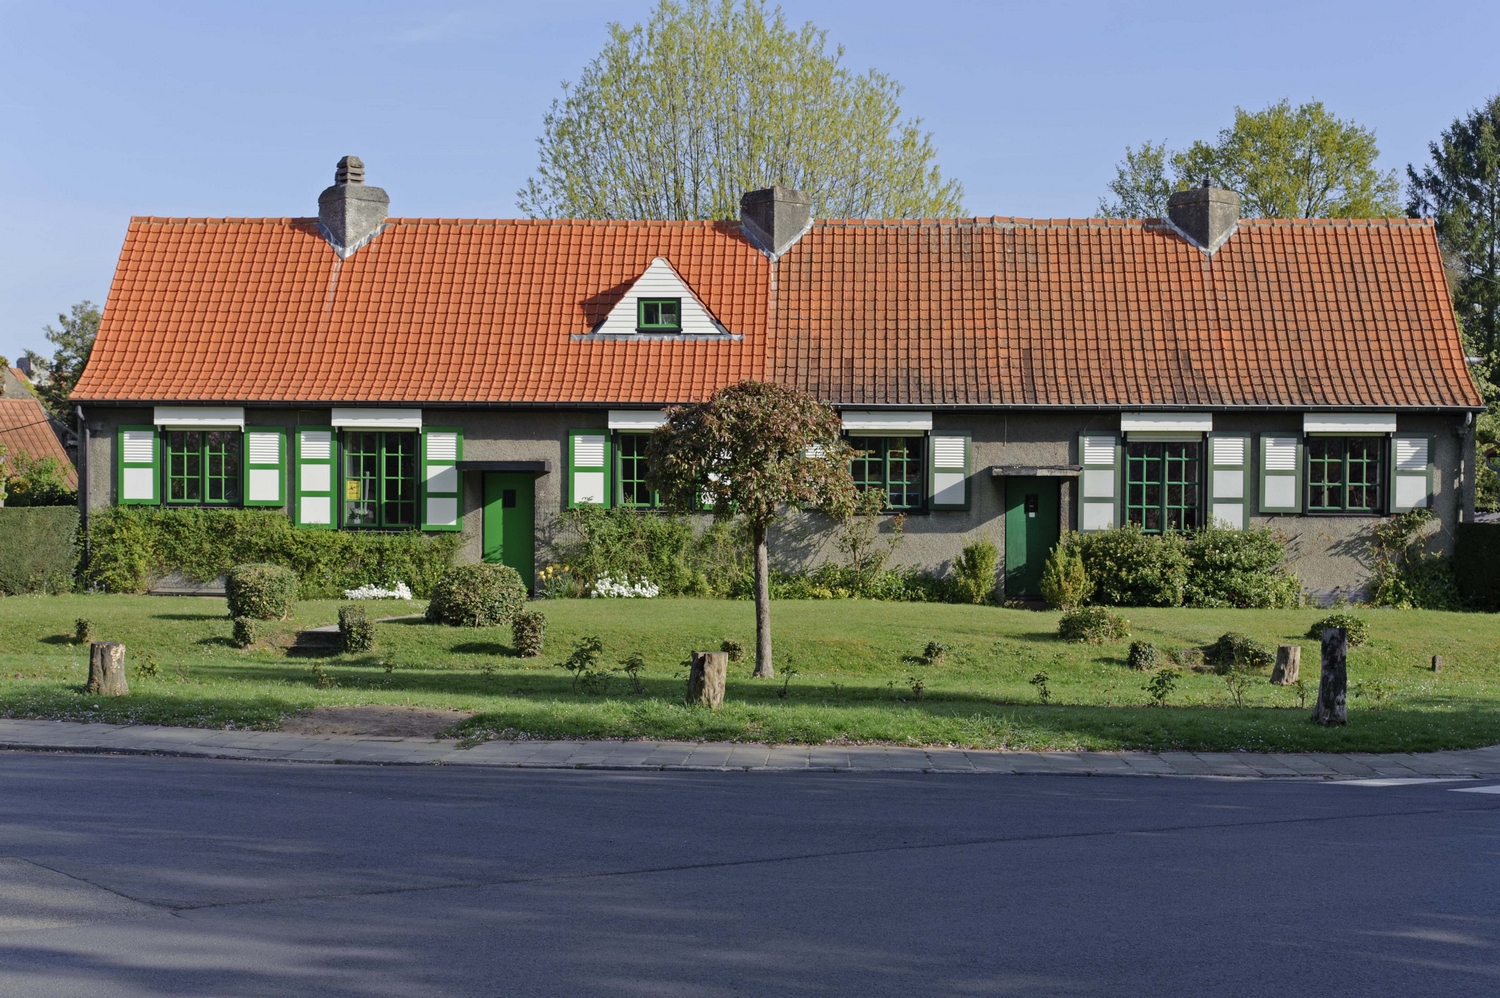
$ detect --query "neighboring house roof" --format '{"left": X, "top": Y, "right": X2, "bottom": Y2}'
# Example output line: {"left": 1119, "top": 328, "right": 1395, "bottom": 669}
{"left": 0, "top": 397, "right": 77, "bottom": 488}
{"left": 71, "top": 213, "right": 1481, "bottom": 410}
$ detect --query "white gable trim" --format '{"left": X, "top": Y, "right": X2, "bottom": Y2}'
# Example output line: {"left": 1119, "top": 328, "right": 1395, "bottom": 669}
{"left": 153, "top": 406, "right": 245, "bottom": 429}
{"left": 841, "top": 411, "right": 933, "bottom": 433}
{"left": 331, "top": 408, "right": 423, "bottom": 430}
{"left": 594, "top": 257, "right": 730, "bottom": 337}
{"left": 608, "top": 410, "right": 669, "bottom": 430}
{"left": 1120, "top": 412, "right": 1213, "bottom": 433}
{"left": 1304, "top": 412, "right": 1397, "bottom": 434}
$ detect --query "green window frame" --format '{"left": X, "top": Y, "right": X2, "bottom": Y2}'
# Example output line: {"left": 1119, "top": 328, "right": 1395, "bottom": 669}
{"left": 165, "top": 429, "right": 242, "bottom": 505}
{"left": 342, "top": 431, "right": 418, "bottom": 529}
{"left": 636, "top": 298, "right": 681, "bottom": 332}
{"left": 1307, "top": 436, "right": 1383, "bottom": 513}
{"left": 848, "top": 436, "right": 924, "bottom": 510}
{"left": 1125, "top": 440, "right": 1201, "bottom": 532}
{"left": 616, "top": 433, "right": 658, "bottom": 508}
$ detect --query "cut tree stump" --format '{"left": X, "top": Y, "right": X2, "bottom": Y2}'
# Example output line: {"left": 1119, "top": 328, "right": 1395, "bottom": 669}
{"left": 1432, "top": 655, "right": 1443, "bottom": 673}
{"left": 1311, "top": 628, "right": 1347, "bottom": 726}
{"left": 687, "top": 651, "right": 728, "bottom": 710}
{"left": 1270, "top": 644, "right": 1301, "bottom": 686}
{"left": 86, "top": 642, "right": 129, "bottom": 697}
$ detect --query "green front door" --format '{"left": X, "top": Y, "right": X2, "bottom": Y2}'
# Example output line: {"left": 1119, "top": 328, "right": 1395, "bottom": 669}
{"left": 483, "top": 473, "right": 536, "bottom": 591}
{"left": 1004, "top": 478, "right": 1060, "bottom": 597}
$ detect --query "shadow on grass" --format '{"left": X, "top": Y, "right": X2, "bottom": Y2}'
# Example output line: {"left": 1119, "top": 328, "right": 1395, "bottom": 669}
{"left": 152, "top": 613, "right": 227, "bottom": 622}
{"left": 196, "top": 637, "right": 238, "bottom": 648}
{"left": 39, "top": 635, "right": 77, "bottom": 646}
{"left": 450, "top": 642, "right": 516, "bottom": 656}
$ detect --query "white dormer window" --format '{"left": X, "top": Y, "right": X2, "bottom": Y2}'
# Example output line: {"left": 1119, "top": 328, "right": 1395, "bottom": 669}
{"left": 591, "top": 257, "right": 732, "bottom": 337}
{"left": 637, "top": 298, "right": 681, "bottom": 332}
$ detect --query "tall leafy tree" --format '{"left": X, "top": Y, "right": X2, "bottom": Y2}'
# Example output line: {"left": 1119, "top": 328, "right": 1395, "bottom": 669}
{"left": 520, "top": 0, "right": 964, "bottom": 221}
{"left": 648, "top": 381, "right": 857, "bottom": 679}
{"left": 1100, "top": 100, "right": 1401, "bottom": 219}
{"left": 33, "top": 300, "right": 102, "bottom": 428}
{"left": 1408, "top": 94, "right": 1500, "bottom": 390}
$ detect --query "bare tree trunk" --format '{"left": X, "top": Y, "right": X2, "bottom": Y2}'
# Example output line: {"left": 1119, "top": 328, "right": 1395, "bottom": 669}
{"left": 1270, "top": 645, "right": 1301, "bottom": 685}
{"left": 688, "top": 651, "right": 728, "bottom": 709}
{"left": 87, "top": 642, "right": 129, "bottom": 697}
{"left": 1311, "top": 628, "right": 1347, "bottom": 726}
{"left": 752, "top": 523, "right": 774, "bottom": 679}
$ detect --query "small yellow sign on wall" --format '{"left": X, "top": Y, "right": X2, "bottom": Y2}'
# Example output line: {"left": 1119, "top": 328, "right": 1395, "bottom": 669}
{"left": 346, "top": 479, "right": 363, "bottom": 501}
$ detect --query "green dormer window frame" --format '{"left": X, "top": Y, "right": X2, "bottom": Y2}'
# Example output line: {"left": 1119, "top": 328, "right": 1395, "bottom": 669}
{"left": 637, "top": 298, "right": 682, "bottom": 332}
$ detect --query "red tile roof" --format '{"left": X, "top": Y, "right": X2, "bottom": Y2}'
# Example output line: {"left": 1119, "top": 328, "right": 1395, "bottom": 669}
{"left": 72, "top": 214, "right": 1480, "bottom": 410}
{"left": 0, "top": 398, "right": 77, "bottom": 488}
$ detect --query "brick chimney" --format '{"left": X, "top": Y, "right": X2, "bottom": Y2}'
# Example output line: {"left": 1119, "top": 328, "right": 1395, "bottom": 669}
{"left": 740, "top": 185, "right": 812, "bottom": 258}
{"left": 318, "top": 156, "right": 389, "bottom": 258}
{"left": 1166, "top": 184, "right": 1240, "bottom": 254}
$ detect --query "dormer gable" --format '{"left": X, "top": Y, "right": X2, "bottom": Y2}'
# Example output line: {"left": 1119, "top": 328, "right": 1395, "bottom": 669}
{"left": 592, "top": 257, "right": 733, "bottom": 337}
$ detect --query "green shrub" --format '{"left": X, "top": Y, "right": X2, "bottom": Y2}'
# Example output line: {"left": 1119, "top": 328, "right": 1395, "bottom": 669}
{"left": 1058, "top": 605, "right": 1131, "bottom": 644}
{"left": 1184, "top": 526, "right": 1302, "bottom": 608}
{"left": 512, "top": 609, "right": 546, "bottom": 657}
{"left": 1064, "top": 526, "right": 1189, "bottom": 607}
{"left": 74, "top": 618, "right": 94, "bottom": 644}
{"left": 426, "top": 563, "right": 526, "bottom": 627}
{"left": 1308, "top": 612, "right": 1369, "bottom": 647}
{"left": 1368, "top": 510, "right": 1460, "bottom": 610}
{"left": 339, "top": 604, "right": 375, "bottom": 653}
{"left": 720, "top": 639, "right": 744, "bottom": 661}
{"left": 1039, "top": 544, "right": 1092, "bottom": 609}
{"left": 84, "top": 507, "right": 457, "bottom": 597}
{"left": 1205, "top": 632, "right": 1273, "bottom": 673}
{"left": 1127, "top": 641, "right": 1159, "bottom": 671}
{"left": 231, "top": 616, "right": 256, "bottom": 649}
{"left": 225, "top": 563, "right": 299, "bottom": 620}
{"left": 551, "top": 505, "right": 697, "bottom": 594}
{"left": 0, "top": 507, "right": 78, "bottom": 595}
{"left": 952, "top": 539, "right": 999, "bottom": 604}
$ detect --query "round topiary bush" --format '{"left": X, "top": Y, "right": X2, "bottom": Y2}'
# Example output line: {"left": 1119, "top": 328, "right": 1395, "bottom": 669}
{"left": 1127, "top": 640, "right": 1159, "bottom": 671}
{"left": 512, "top": 608, "right": 546, "bottom": 657}
{"left": 1308, "top": 612, "right": 1369, "bottom": 647}
{"left": 1058, "top": 605, "right": 1131, "bottom": 644}
{"left": 339, "top": 604, "right": 375, "bottom": 653}
{"left": 225, "top": 563, "right": 299, "bottom": 620}
{"left": 425, "top": 563, "right": 527, "bottom": 627}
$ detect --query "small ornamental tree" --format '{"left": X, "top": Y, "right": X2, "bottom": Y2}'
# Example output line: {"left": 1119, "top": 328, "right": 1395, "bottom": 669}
{"left": 648, "top": 381, "right": 856, "bottom": 678}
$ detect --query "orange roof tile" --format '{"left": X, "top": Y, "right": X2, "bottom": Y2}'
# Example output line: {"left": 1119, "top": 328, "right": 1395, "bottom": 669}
{"left": 0, "top": 397, "right": 76, "bottom": 488}
{"left": 71, "top": 214, "right": 1480, "bottom": 410}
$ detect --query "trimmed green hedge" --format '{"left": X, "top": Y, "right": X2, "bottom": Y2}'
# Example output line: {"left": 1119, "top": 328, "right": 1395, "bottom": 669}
{"left": 1455, "top": 522, "right": 1500, "bottom": 611}
{"left": 0, "top": 506, "right": 78, "bottom": 595}
{"left": 85, "top": 507, "right": 459, "bottom": 598}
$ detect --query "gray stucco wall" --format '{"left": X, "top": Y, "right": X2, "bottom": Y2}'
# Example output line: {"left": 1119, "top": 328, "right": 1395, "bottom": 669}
{"left": 78, "top": 404, "right": 1475, "bottom": 602}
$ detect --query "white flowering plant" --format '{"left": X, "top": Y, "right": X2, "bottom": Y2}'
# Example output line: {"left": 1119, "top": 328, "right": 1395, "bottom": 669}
{"left": 342, "top": 581, "right": 414, "bottom": 601}
{"left": 589, "top": 574, "right": 661, "bottom": 598}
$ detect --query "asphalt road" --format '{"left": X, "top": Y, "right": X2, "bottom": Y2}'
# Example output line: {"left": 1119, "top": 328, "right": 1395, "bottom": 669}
{"left": 1, "top": 753, "right": 1497, "bottom": 997}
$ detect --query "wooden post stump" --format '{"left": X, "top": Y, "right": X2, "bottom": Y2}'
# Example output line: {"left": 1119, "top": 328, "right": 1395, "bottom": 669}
{"left": 86, "top": 642, "right": 129, "bottom": 696}
{"left": 1311, "top": 628, "right": 1346, "bottom": 726}
{"left": 1431, "top": 655, "right": 1442, "bottom": 673}
{"left": 687, "top": 651, "right": 728, "bottom": 710}
{"left": 1270, "top": 644, "right": 1301, "bottom": 686}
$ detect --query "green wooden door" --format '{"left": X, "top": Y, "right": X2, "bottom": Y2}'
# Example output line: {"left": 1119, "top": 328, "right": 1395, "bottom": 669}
{"left": 483, "top": 473, "right": 536, "bottom": 591}
{"left": 1004, "top": 478, "right": 1060, "bottom": 597}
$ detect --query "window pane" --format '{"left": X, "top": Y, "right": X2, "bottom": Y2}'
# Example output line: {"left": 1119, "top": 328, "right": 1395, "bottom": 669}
{"left": 167, "top": 430, "right": 201, "bottom": 503}
{"left": 383, "top": 433, "right": 417, "bottom": 527}
{"left": 642, "top": 301, "right": 660, "bottom": 326}
{"left": 886, "top": 437, "right": 923, "bottom": 509}
{"left": 204, "top": 430, "right": 241, "bottom": 504}
{"left": 618, "top": 433, "right": 654, "bottom": 507}
{"left": 343, "top": 432, "right": 380, "bottom": 526}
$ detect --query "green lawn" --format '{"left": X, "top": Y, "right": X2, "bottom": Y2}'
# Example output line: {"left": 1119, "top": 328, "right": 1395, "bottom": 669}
{"left": 1, "top": 594, "right": 1497, "bottom": 753}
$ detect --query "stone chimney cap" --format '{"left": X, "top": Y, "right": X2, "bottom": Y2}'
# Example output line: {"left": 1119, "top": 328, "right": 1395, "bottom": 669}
{"left": 335, "top": 155, "right": 365, "bottom": 185}
{"left": 318, "top": 155, "right": 389, "bottom": 259}
{"left": 740, "top": 185, "right": 813, "bottom": 259}
{"left": 1166, "top": 185, "right": 1241, "bottom": 255}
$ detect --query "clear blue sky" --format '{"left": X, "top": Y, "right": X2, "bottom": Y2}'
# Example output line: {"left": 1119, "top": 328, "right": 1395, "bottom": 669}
{"left": 2, "top": 0, "right": 1496, "bottom": 362}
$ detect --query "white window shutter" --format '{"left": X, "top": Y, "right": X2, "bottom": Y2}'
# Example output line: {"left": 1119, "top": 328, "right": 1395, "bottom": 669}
{"left": 243, "top": 428, "right": 285, "bottom": 507}
{"left": 1207, "top": 433, "right": 1250, "bottom": 530}
{"left": 569, "top": 430, "right": 611, "bottom": 507}
{"left": 1258, "top": 434, "right": 1302, "bottom": 513}
{"left": 1390, "top": 434, "right": 1435, "bottom": 512}
{"left": 1078, "top": 432, "right": 1119, "bottom": 531}
{"left": 117, "top": 426, "right": 160, "bottom": 505}
{"left": 928, "top": 432, "right": 971, "bottom": 510}
{"left": 421, "top": 428, "right": 463, "bottom": 530}
{"left": 295, "top": 428, "right": 336, "bottom": 528}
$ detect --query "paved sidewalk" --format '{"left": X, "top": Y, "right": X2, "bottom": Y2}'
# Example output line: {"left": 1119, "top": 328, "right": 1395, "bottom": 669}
{"left": 4, "top": 719, "right": 1500, "bottom": 778}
